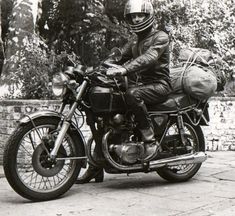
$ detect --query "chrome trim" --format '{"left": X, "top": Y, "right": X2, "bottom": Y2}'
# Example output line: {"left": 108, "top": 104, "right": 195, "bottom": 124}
{"left": 102, "top": 130, "right": 207, "bottom": 171}
{"left": 19, "top": 110, "right": 86, "bottom": 156}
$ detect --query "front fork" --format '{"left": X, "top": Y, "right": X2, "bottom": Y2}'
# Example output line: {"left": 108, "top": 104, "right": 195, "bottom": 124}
{"left": 50, "top": 80, "right": 88, "bottom": 159}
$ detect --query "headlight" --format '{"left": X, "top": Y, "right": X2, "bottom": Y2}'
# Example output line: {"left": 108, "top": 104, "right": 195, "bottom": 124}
{"left": 52, "top": 73, "right": 68, "bottom": 97}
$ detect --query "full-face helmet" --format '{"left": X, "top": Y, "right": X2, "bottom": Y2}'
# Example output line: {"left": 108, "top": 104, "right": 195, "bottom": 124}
{"left": 124, "top": 0, "right": 154, "bottom": 33}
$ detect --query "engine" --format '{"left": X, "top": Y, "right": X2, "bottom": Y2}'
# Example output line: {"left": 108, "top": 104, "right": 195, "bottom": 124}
{"left": 106, "top": 114, "right": 144, "bottom": 164}
{"left": 109, "top": 141, "right": 144, "bottom": 164}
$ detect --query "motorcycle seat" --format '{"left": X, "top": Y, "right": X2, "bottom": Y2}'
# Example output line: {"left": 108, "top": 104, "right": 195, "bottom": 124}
{"left": 147, "top": 93, "right": 198, "bottom": 112}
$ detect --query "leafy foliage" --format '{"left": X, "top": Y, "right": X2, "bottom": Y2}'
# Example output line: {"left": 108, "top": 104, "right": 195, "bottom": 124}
{"left": 1, "top": 0, "right": 14, "bottom": 40}
{"left": 153, "top": 0, "right": 235, "bottom": 74}
{"left": 38, "top": 0, "right": 129, "bottom": 67}
{"left": 1, "top": 0, "right": 235, "bottom": 98}
{"left": 0, "top": 35, "right": 54, "bottom": 99}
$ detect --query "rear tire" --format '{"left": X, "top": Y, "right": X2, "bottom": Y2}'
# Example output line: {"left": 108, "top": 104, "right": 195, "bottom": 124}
{"left": 156, "top": 120, "right": 205, "bottom": 182}
{"left": 3, "top": 117, "right": 83, "bottom": 201}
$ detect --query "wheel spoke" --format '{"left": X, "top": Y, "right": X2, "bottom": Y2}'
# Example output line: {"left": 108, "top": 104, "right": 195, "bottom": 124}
{"left": 47, "top": 178, "right": 53, "bottom": 188}
{"left": 18, "top": 144, "right": 33, "bottom": 157}
{"left": 14, "top": 123, "right": 78, "bottom": 194}
{"left": 165, "top": 122, "right": 199, "bottom": 174}
{"left": 42, "top": 177, "right": 49, "bottom": 190}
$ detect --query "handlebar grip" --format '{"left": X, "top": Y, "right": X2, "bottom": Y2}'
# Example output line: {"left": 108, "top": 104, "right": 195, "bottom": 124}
{"left": 102, "top": 62, "right": 120, "bottom": 69}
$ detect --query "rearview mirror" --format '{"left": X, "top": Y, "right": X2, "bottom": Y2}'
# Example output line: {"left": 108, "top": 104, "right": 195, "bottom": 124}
{"left": 110, "top": 47, "right": 122, "bottom": 62}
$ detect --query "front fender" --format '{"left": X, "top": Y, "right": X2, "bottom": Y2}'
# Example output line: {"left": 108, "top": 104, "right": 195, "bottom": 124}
{"left": 19, "top": 110, "right": 87, "bottom": 158}
{"left": 19, "top": 110, "right": 64, "bottom": 124}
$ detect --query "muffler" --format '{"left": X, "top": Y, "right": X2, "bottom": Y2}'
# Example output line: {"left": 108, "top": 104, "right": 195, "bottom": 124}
{"left": 149, "top": 152, "right": 207, "bottom": 169}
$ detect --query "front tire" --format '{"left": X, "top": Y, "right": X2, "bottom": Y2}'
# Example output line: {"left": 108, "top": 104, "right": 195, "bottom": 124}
{"left": 156, "top": 120, "right": 205, "bottom": 182}
{"left": 3, "top": 117, "right": 83, "bottom": 201}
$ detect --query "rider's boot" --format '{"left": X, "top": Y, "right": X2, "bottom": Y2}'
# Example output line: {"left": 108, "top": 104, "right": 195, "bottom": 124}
{"left": 140, "top": 126, "right": 155, "bottom": 143}
{"left": 140, "top": 126, "right": 159, "bottom": 161}
{"left": 75, "top": 164, "right": 104, "bottom": 184}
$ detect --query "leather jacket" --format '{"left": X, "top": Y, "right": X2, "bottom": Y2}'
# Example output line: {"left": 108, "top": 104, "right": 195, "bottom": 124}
{"left": 120, "top": 27, "right": 170, "bottom": 86}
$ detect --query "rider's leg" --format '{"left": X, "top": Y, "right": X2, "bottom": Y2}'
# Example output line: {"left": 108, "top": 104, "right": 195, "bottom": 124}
{"left": 76, "top": 132, "right": 104, "bottom": 184}
{"left": 75, "top": 146, "right": 104, "bottom": 184}
{"left": 125, "top": 82, "right": 170, "bottom": 142}
{"left": 75, "top": 163, "right": 104, "bottom": 184}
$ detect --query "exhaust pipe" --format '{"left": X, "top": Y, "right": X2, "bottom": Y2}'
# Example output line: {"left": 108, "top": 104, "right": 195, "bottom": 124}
{"left": 149, "top": 152, "right": 207, "bottom": 169}
{"left": 102, "top": 130, "right": 207, "bottom": 172}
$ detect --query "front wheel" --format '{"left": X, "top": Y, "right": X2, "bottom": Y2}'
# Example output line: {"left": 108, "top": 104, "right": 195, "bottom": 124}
{"left": 156, "top": 120, "right": 205, "bottom": 182}
{"left": 3, "top": 117, "right": 83, "bottom": 201}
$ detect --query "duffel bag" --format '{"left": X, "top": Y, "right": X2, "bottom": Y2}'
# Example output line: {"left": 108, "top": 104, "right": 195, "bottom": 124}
{"left": 170, "top": 66, "right": 217, "bottom": 100}
{"left": 178, "top": 47, "right": 213, "bottom": 65}
{"left": 177, "top": 47, "right": 227, "bottom": 91}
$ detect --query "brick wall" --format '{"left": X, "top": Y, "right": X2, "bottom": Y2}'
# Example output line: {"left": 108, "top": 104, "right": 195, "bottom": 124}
{"left": 0, "top": 98, "right": 234, "bottom": 164}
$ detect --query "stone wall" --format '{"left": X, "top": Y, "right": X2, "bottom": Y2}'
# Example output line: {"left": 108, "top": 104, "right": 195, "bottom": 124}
{"left": 202, "top": 97, "right": 235, "bottom": 151}
{"left": 0, "top": 100, "right": 58, "bottom": 164}
{"left": 0, "top": 98, "right": 234, "bottom": 164}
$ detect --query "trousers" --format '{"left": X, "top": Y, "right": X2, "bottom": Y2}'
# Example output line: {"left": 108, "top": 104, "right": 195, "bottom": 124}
{"left": 125, "top": 81, "right": 171, "bottom": 130}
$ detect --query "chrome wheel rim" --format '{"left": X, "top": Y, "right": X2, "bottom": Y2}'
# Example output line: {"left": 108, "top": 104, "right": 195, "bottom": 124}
{"left": 16, "top": 124, "right": 76, "bottom": 193}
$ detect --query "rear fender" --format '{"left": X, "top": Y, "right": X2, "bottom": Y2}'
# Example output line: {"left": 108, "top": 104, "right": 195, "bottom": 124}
{"left": 19, "top": 110, "right": 87, "bottom": 158}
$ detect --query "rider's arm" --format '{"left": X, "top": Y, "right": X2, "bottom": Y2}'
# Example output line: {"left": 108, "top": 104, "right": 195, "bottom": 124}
{"left": 123, "top": 31, "right": 169, "bottom": 74}
{"left": 110, "top": 40, "right": 134, "bottom": 65}
{"left": 105, "top": 40, "right": 134, "bottom": 65}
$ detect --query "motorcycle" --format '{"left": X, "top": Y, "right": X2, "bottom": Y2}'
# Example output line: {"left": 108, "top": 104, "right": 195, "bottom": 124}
{"left": 3, "top": 49, "right": 208, "bottom": 201}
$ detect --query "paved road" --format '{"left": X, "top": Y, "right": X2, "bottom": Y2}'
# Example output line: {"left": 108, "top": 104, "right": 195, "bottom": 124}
{"left": 0, "top": 151, "right": 235, "bottom": 216}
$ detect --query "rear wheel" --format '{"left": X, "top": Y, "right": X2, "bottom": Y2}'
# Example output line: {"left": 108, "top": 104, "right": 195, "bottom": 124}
{"left": 3, "top": 117, "right": 83, "bottom": 201}
{"left": 156, "top": 120, "right": 205, "bottom": 182}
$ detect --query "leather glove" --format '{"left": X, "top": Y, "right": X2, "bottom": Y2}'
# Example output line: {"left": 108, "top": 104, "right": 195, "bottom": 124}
{"left": 106, "top": 66, "right": 127, "bottom": 78}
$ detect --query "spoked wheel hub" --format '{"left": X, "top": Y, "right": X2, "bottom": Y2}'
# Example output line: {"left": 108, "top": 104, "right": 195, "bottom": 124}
{"left": 32, "top": 144, "right": 65, "bottom": 177}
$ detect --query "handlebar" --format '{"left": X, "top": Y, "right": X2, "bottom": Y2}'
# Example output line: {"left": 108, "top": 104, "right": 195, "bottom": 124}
{"left": 101, "top": 62, "right": 122, "bottom": 69}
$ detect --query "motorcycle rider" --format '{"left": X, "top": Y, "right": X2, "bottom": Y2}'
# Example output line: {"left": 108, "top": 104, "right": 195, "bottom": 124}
{"left": 76, "top": 0, "right": 171, "bottom": 184}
